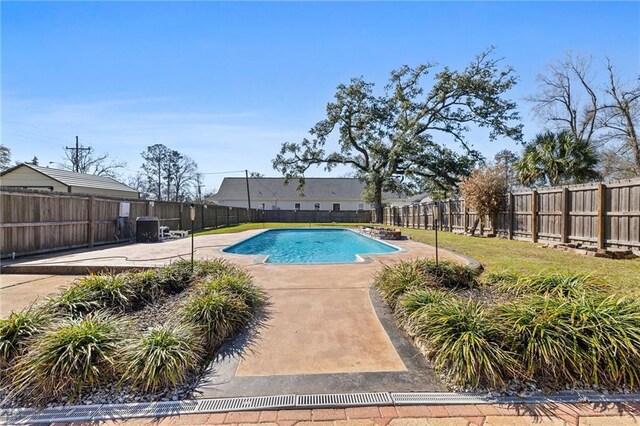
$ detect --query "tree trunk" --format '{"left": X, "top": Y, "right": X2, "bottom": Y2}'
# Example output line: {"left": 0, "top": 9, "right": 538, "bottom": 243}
{"left": 468, "top": 217, "right": 480, "bottom": 236}
{"left": 374, "top": 183, "right": 383, "bottom": 224}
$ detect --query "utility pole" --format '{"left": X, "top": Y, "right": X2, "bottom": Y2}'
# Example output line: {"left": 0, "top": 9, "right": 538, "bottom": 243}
{"left": 245, "top": 170, "right": 252, "bottom": 222}
{"left": 65, "top": 136, "right": 90, "bottom": 173}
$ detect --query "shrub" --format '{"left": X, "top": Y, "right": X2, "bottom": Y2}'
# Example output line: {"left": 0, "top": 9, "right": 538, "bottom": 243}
{"left": 395, "top": 288, "right": 448, "bottom": 332}
{"left": 458, "top": 166, "right": 507, "bottom": 235}
{"left": 201, "top": 272, "right": 265, "bottom": 309}
{"left": 423, "top": 299, "right": 517, "bottom": 388}
{"left": 0, "top": 306, "right": 48, "bottom": 370}
{"left": 181, "top": 289, "right": 252, "bottom": 347}
{"left": 9, "top": 312, "right": 126, "bottom": 403}
{"left": 494, "top": 272, "right": 606, "bottom": 298}
{"left": 120, "top": 323, "right": 202, "bottom": 392}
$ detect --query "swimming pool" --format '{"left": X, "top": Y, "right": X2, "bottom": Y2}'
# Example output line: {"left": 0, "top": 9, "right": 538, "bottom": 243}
{"left": 223, "top": 228, "right": 399, "bottom": 263}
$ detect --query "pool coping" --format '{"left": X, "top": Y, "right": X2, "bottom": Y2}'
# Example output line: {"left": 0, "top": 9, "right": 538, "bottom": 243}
{"left": 219, "top": 227, "right": 406, "bottom": 266}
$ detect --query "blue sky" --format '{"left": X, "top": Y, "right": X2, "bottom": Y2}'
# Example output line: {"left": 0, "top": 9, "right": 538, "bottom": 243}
{"left": 2, "top": 1, "right": 639, "bottom": 191}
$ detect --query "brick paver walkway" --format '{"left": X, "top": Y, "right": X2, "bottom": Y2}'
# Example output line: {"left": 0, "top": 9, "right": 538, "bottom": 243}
{"left": 55, "top": 402, "right": 640, "bottom": 425}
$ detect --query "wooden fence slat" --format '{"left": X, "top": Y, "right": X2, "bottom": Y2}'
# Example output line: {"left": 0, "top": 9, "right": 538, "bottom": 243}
{"left": 598, "top": 183, "right": 607, "bottom": 249}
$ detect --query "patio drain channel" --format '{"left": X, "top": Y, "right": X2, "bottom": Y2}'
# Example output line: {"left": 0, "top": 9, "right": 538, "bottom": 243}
{"left": 2, "top": 391, "right": 639, "bottom": 425}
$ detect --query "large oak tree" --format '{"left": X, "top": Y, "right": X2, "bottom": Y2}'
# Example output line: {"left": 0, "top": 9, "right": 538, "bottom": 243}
{"left": 272, "top": 49, "right": 523, "bottom": 221}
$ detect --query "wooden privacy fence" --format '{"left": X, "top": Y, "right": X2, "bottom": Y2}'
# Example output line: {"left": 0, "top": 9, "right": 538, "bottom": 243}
{"left": 262, "top": 209, "right": 371, "bottom": 223}
{"left": 0, "top": 191, "right": 262, "bottom": 258}
{"left": 375, "top": 179, "right": 640, "bottom": 252}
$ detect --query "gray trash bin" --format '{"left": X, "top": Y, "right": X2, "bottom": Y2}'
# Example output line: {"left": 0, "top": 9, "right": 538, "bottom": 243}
{"left": 136, "top": 216, "right": 160, "bottom": 243}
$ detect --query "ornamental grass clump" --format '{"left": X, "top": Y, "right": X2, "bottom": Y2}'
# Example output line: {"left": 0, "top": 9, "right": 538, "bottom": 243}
{"left": 497, "top": 297, "right": 578, "bottom": 386}
{"left": 155, "top": 261, "right": 195, "bottom": 294}
{"left": 568, "top": 295, "right": 640, "bottom": 389}
{"left": 181, "top": 289, "right": 252, "bottom": 347}
{"left": 374, "top": 259, "right": 478, "bottom": 309}
{"left": 202, "top": 273, "right": 266, "bottom": 309}
{"left": 422, "top": 299, "right": 517, "bottom": 388}
{"left": 120, "top": 323, "right": 203, "bottom": 392}
{"left": 374, "top": 260, "right": 434, "bottom": 308}
{"left": 81, "top": 273, "right": 138, "bottom": 310}
{"left": 414, "top": 259, "right": 480, "bottom": 289}
{"left": 126, "top": 269, "right": 164, "bottom": 303}
{"left": 192, "top": 258, "right": 239, "bottom": 280}
{"left": 47, "top": 273, "right": 139, "bottom": 316}
{"left": 495, "top": 272, "right": 607, "bottom": 298}
{"left": 498, "top": 295, "right": 640, "bottom": 389}
{"left": 395, "top": 288, "right": 448, "bottom": 333}
{"left": 9, "top": 311, "right": 126, "bottom": 403}
{"left": 47, "top": 280, "right": 102, "bottom": 317}
{"left": 482, "top": 270, "right": 521, "bottom": 286}
{"left": 0, "top": 306, "right": 48, "bottom": 371}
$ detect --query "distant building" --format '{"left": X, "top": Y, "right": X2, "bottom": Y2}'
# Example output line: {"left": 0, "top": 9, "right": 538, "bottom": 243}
{"left": 0, "top": 163, "right": 139, "bottom": 199}
{"left": 208, "top": 177, "right": 408, "bottom": 211}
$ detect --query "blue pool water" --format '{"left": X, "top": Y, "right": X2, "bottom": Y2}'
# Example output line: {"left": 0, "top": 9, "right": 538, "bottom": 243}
{"left": 223, "top": 229, "right": 399, "bottom": 263}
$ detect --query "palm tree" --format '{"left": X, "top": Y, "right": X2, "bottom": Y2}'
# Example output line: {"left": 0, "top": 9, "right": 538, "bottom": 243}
{"left": 515, "top": 130, "right": 600, "bottom": 186}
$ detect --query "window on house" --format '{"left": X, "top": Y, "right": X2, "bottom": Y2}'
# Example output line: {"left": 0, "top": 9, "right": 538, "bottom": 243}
{"left": 294, "top": 203, "right": 301, "bottom": 210}
{"left": 314, "top": 203, "right": 320, "bottom": 210}
{"left": 358, "top": 203, "right": 364, "bottom": 211}
{"left": 271, "top": 205, "right": 278, "bottom": 210}
{"left": 332, "top": 203, "right": 341, "bottom": 212}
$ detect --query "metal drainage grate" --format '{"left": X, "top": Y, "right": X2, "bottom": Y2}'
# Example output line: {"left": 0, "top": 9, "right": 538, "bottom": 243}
{"left": 3, "top": 391, "right": 640, "bottom": 424}
{"left": 297, "top": 392, "right": 392, "bottom": 408}
{"left": 93, "top": 400, "right": 199, "bottom": 421}
{"left": 392, "top": 392, "right": 492, "bottom": 405}
{"left": 197, "top": 395, "right": 296, "bottom": 412}
{"left": 1, "top": 405, "right": 103, "bottom": 425}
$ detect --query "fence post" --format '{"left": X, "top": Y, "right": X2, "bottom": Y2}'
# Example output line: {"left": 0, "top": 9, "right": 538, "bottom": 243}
{"left": 561, "top": 187, "right": 570, "bottom": 243}
{"left": 508, "top": 193, "right": 514, "bottom": 240}
{"left": 531, "top": 190, "right": 538, "bottom": 243}
{"left": 463, "top": 201, "right": 469, "bottom": 234}
{"left": 448, "top": 199, "right": 453, "bottom": 232}
{"left": 87, "top": 196, "right": 94, "bottom": 248}
{"left": 179, "top": 204, "right": 183, "bottom": 230}
{"left": 598, "top": 183, "right": 607, "bottom": 249}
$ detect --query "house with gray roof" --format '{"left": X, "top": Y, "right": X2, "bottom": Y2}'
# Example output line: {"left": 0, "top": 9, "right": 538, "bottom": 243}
{"left": 209, "top": 177, "right": 408, "bottom": 211}
{"left": 0, "top": 163, "right": 139, "bottom": 199}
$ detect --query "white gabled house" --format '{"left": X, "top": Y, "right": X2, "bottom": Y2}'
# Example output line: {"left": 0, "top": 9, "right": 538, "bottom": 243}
{"left": 208, "top": 177, "right": 408, "bottom": 211}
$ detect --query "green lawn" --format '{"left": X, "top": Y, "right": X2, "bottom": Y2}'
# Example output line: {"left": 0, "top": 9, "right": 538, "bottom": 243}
{"left": 194, "top": 222, "right": 369, "bottom": 235}
{"left": 196, "top": 222, "right": 640, "bottom": 294}
{"left": 400, "top": 227, "right": 640, "bottom": 294}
